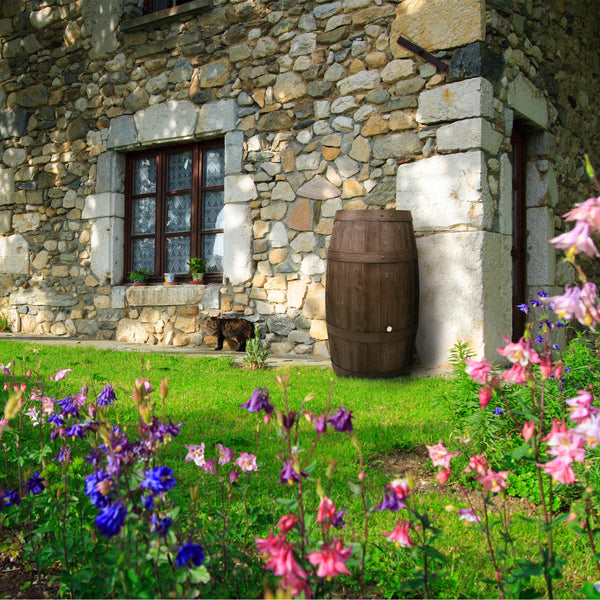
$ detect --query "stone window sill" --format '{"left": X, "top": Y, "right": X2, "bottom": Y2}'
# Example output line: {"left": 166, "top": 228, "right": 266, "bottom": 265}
{"left": 121, "top": 0, "right": 211, "bottom": 32}
{"left": 114, "top": 282, "right": 219, "bottom": 308}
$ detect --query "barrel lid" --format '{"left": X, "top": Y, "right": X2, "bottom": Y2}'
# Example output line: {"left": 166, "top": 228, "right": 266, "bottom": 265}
{"left": 333, "top": 209, "right": 413, "bottom": 222}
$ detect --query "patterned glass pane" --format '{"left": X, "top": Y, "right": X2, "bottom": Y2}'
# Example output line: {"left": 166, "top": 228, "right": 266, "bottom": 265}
{"left": 168, "top": 152, "right": 192, "bottom": 191}
{"left": 203, "top": 191, "right": 224, "bottom": 229}
{"left": 134, "top": 157, "right": 157, "bottom": 195}
{"left": 133, "top": 197, "right": 156, "bottom": 235}
{"left": 166, "top": 194, "right": 191, "bottom": 233}
{"left": 203, "top": 233, "right": 223, "bottom": 273}
{"left": 132, "top": 238, "right": 155, "bottom": 274}
{"left": 166, "top": 236, "right": 190, "bottom": 273}
{"left": 203, "top": 148, "right": 224, "bottom": 187}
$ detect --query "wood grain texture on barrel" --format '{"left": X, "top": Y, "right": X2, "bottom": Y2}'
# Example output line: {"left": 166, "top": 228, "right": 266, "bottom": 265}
{"left": 325, "top": 210, "right": 419, "bottom": 378}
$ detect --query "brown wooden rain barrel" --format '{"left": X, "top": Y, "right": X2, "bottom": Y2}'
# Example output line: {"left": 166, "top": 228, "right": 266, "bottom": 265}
{"left": 325, "top": 209, "right": 419, "bottom": 378}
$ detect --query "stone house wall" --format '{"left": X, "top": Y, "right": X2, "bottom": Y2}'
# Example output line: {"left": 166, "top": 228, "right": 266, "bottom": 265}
{"left": 0, "top": 0, "right": 597, "bottom": 369}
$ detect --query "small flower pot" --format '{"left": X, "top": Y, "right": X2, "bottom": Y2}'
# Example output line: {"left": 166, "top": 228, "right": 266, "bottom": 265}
{"left": 190, "top": 272, "right": 205, "bottom": 284}
{"left": 131, "top": 282, "right": 147, "bottom": 286}
{"left": 164, "top": 273, "right": 176, "bottom": 285}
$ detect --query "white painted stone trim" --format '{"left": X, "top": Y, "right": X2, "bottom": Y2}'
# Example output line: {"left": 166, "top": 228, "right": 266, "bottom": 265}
{"left": 91, "top": 99, "right": 250, "bottom": 287}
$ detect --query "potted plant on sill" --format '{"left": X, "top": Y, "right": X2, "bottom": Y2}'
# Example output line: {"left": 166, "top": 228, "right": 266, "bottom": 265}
{"left": 130, "top": 268, "right": 150, "bottom": 286}
{"left": 187, "top": 257, "right": 206, "bottom": 284}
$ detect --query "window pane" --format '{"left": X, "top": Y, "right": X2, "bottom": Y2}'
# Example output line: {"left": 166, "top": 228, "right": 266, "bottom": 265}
{"left": 166, "top": 236, "right": 190, "bottom": 273}
{"left": 132, "top": 238, "right": 155, "bottom": 274}
{"left": 134, "top": 157, "right": 157, "bottom": 195}
{"left": 133, "top": 197, "right": 156, "bottom": 235}
{"left": 168, "top": 152, "right": 192, "bottom": 191}
{"left": 203, "top": 233, "right": 223, "bottom": 273}
{"left": 203, "top": 191, "right": 224, "bottom": 229}
{"left": 204, "top": 148, "right": 224, "bottom": 187}
{"left": 166, "top": 194, "right": 191, "bottom": 233}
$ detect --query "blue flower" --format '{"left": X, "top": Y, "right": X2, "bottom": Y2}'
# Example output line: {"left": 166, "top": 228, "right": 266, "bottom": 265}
{"left": 95, "top": 501, "right": 127, "bottom": 538}
{"left": 239, "top": 387, "right": 273, "bottom": 414}
{"left": 535, "top": 335, "right": 544, "bottom": 344}
{"left": 327, "top": 406, "right": 353, "bottom": 433}
{"left": 97, "top": 384, "right": 116, "bottom": 407}
{"left": 517, "top": 303, "right": 530, "bottom": 314}
{"left": 64, "top": 422, "right": 88, "bottom": 439}
{"left": 552, "top": 344, "right": 560, "bottom": 351}
{"left": 151, "top": 514, "right": 172, "bottom": 538}
{"left": 537, "top": 290, "right": 548, "bottom": 297}
{"left": 48, "top": 413, "right": 65, "bottom": 428}
{"left": 25, "top": 471, "right": 45, "bottom": 495}
{"left": 175, "top": 542, "right": 205, "bottom": 568}
{"left": 54, "top": 446, "right": 72, "bottom": 464}
{"left": 140, "top": 466, "right": 176, "bottom": 494}
{"left": 85, "top": 470, "right": 113, "bottom": 508}
{"left": 493, "top": 407, "right": 504, "bottom": 415}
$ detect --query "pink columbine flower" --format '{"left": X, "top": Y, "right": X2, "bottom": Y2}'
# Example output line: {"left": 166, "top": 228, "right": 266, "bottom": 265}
{"left": 550, "top": 220, "right": 600, "bottom": 258}
{"left": 565, "top": 390, "right": 598, "bottom": 423}
{"left": 277, "top": 513, "right": 299, "bottom": 534}
{"left": 501, "top": 363, "right": 528, "bottom": 384}
{"left": 563, "top": 197, "right": 600, "bottom": 231}
{"left": 575, "top": 414, "right": 600, "bottom": 447}
{"left": 476, "top": 468, "right": 509, "bottom": 493}
{"left": 0, "top": 362, "right": 13, "bottom": 376}
{"left": 458, "top": 508, "right": 481, "bottom": 523}
{"left": 267, "top": 541, "right": 307, "bottom": 579}
{"left": 382, "top": 519, "right": 414, "bottom": 548}
{"left": 184, "top": 443, "right": 206, "bottom": 467}
{"left": 539, "top": 354, "right": 553, "bottom": 380}
{"left": 465, "top": 454, "right": 488, "bottom": 476}
{"left": 280, "top": 574, "right": 312, "bottom": 599}
{"left": 542, "top": 455, "right": 576, "bottom": 485}
{"left": 216, "top": 443, "right": 235, "bottom": 465}
{"left": 317, "top": 496, "right": 337, "bottom": 529}
{"left": 307, "top": 539, "right": 353, "bottom": 578}
{"left": 465, "top": 358, "right": 493, "bottom": 384}
{"left": 234, "top": 452, "right": 258, "bottom": 472}
{"left": 51, "top": 368, "right": 72, "bottom": 382}
{"left": 436, "top": 468, "right": 451, "bottom": 485}
{"left": 201, "top": 459, "right": 216, "bottom": 474}
{"left": 426, "top": 441, "right": 460, "bottom": 469}
{"left": 25, "top": 406, "right": 40, "bottom": 426}
{"left": 546, "top": 427, "right": 585, "bottom": 464}
{"left": 497, "top": 336, "right": 540, "bottom": 367}
{"left": 543, "top": 285, "right": 582, "bottom": 322}
{"left": 479, "top": 385, "right": 493, "bottom": 409}
{"left": 522, "top": 421, "right": 536, "bottom": 443}
{"left": 579, "top": 282, "right": 600, "bottom": 327}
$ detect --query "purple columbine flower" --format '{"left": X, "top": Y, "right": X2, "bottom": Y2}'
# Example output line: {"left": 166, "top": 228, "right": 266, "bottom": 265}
{"left": 282, "top": 411, "right": 296, "bottom": 431}
{"left": 57, "top": 395, "right": 79, "bottom": 418}
{"left": 64, "top": 422, "right": 89, "bottom": 439}
{"left": 493, "top": 407, "right": 504, "bottom": 415}
{"left": 54, "top": 446, "right": 72, "bottom": 464}
{"left": 51, "top": 368, "right": 72, "bottom": 382}
{"left": 95, "top": 501, "right": 127, "bottom": 538}
{"left": 140, "top": 466, "right": 176, "bottom": 494}
{"left": 278, "top": 460, "right": 307, "bottom": 485}
{"left": 175, "top": 542, "right": 205, "bottom": 568}
{"left": 97, "top": 384, "right": 116, "bottom": 407}
{"left": 517, "top": 303, "right": 530, "bottom": 314}
{"left": 327, "top": 406, "right": 353, "bottom": 433}
{"left": 1, "top": 488, "right": 20, "bottom": 508}
{"left": 332, "top": 508, "right": 346, "bottom": 529}
{"left": 25, "top": 471, "right": 45, "bottom": 495}
{"left": 376, "top": 487, "right": 407, "bottom": 512}
{"left": 239, "top": 387, "right": 273, "bottom": 414}
{"left": 313, "top": 413, "right": 328, "bottom": 434}
{"left": 48, "top": 413, "right": 65, "bottom": 428}
{"left": 216, "top": 443, "right": 235, "bottom": 465}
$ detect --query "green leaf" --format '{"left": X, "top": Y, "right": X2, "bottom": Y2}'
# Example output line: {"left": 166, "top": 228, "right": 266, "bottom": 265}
{"left": 580, "top": 582, "right": 600, "bottom": 599}
{"left": 347, "top": 480, "right": 361, "bottom": 495}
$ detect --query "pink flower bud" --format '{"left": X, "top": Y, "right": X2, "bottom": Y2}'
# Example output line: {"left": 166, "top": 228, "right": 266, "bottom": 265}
{"left": 522, "top": 421, "right": 536, "bottom": 443}
{"left": 479, "top": 386, "right": 492, "bottom": 409}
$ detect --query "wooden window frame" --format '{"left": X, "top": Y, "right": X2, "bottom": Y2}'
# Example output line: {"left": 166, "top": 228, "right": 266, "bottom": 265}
{"left": 143, "top": 0, "right": 195, "bottom": 14}
{"left": 124, "top": 139, "right": 224, "bottom": 284}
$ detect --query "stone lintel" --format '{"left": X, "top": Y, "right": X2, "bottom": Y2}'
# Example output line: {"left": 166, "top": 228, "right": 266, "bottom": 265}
{"left": 507, "top": 73, "right": 548, "bottom": 130}
{"left": 135, "top": 100, "right": 198, "bottom": 145}
{"left": 417, "top": 77, "right": 494, "bottom": 124}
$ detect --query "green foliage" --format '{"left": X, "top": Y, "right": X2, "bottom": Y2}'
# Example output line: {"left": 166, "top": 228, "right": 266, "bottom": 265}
{"left": 243, "top": 323, "right": 269, "bottom": 370}
{"left": 129, "top": 268, "right": 150, "bottom": 283}
{"left": 187, "top": 257, "right": 206, "bottom": 274}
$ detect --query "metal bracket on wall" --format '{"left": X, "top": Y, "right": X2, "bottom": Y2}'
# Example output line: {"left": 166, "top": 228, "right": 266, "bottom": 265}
{"left": 396, "top": 36, "right": 448, "bottom": 72}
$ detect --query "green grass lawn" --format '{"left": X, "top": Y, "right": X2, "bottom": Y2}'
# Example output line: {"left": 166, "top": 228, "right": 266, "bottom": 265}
{"left": 0, "top": 340, "right": 597, "bottom": 599}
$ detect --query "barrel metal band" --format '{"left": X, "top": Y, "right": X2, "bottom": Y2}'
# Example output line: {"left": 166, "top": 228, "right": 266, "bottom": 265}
{"left": 327, "top": 249, "right": 416, "bottom": 263}
{"left": 327, "top": 322, "right": 418, "bottom": 343}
